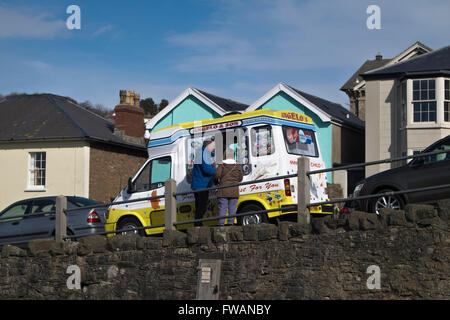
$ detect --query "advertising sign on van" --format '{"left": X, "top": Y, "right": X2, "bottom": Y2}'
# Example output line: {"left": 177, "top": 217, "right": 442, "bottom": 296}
{"left": 190, "top": 120, "right": 242, "bottom": 134}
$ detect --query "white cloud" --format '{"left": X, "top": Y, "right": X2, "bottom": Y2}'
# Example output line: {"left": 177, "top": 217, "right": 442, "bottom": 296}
{"left": 0, "top": 5, "right": 66, "bottom": 39}
{"left": 92, "top": 24, "right": 114, "bottom": 38}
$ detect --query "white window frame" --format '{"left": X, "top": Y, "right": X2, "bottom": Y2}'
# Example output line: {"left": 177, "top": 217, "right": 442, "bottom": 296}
{"left": 412, "top": 78, "right": 437, "bottom": 123}
{"left": 27, "top": 152, "right": 46, "bottom": 191}
{"left": 445, "top": 79, "right": 450, "bottom": 122}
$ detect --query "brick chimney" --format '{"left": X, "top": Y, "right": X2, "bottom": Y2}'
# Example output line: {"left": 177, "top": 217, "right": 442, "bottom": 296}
{"left": 114, "top": 90, "right": 145, "bottom": 144}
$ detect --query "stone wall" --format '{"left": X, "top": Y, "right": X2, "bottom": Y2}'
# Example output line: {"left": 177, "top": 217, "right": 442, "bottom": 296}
{"left": 0, "top": 202, "right": 449, "bottom": 300}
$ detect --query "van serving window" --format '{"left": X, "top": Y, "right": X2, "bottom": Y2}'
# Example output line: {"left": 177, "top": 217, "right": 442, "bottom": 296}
{"left": 251, "top": 125, "right": 275, "bottom": 157}
{"left": 282, "top": 126, "right": 318, "bottom": 157}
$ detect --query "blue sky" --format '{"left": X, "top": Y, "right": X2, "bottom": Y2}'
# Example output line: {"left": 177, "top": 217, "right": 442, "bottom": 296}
{"left": 1, "top": 0, "right": 450, "bottom": 110}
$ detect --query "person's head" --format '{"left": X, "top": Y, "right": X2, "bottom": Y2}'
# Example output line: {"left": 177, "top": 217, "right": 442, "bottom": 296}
{"left": 204, "top": 139, "right": 216, "bottom": 151}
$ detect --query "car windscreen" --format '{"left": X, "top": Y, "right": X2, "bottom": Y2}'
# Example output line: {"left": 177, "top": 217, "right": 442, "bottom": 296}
{"left": 68, "top": 197, "right": 102, "bottom": 207}
{"left": 282, "top": 126, "right": 318, "bottom": 157}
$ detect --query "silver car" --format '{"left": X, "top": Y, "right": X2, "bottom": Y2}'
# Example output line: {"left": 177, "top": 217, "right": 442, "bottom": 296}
{"left": 0, "top": 196, "right": 107, "bottom": 247}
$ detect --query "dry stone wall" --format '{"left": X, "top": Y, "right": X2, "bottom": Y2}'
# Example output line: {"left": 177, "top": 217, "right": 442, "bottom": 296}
{"left": 0, "top": 201, "right": 449, "bottom": 300}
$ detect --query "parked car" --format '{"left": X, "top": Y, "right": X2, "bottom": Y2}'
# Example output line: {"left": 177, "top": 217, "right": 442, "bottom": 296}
{"left": 352, "top": 135, "right": 450, "bottom": 214}
{"left": 0, "top": 196, "right": 107, "bottom": 247}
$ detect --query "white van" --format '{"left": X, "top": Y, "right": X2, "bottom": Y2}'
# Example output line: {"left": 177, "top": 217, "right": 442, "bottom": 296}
{"left": 105, "top": 109, "right": 333, "bottom": 235}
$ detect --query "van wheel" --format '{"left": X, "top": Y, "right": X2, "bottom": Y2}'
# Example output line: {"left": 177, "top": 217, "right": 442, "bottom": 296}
{"left": 117, "top": 217, "right": 145, "bottom": 236}
{"left": 238, "top": 203, "right": 267, "bottom": 226}
{"left": 370, "top": 189, "right": 404, "bottom": 215}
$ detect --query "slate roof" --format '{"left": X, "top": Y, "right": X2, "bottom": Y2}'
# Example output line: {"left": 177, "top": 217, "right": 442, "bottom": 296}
{"left": 340, "top": 58, "right": 392, "bottom": 91}
{"left": 361, "top": 45, "right": 450, "bottom": 80}
{"left": 0, "top": 93, "right": 145, "bottom": 150}
{"left": 285, "top": 85, "right": 365, "bottom": 130}
{"left": 195, "top": 89, "right": 249, "bottom": 112}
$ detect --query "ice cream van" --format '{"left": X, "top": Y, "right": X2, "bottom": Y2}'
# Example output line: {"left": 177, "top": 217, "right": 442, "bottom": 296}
{"left": 105, "top": 109, "right": 333, "bottom": 235}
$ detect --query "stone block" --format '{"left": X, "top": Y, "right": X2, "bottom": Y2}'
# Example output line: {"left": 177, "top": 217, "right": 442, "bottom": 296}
{"left": 27, "top": 238, "right": 55, "bottom": 256}
{"left": 212, "top": 227, "right": 228, "bottom": 244}
{"left": 379, "top": 209, "right": 407, "bottom": 226}
{"left": 163, "top": 230, "right": 187, "bottom": 247}
{"left": 80, "top": 235, "right": 107, "bottom": 253}
{"left": 257, "top": 223, "right": 278, "bottom": 240}
{"left": 227, "top": 226, "right": 244, "bottom": 242}
{"left": 436, "top": 199, "right": 450, "bottom": 220}
{"left": 1, "top": 245, "right": 27, "bottom": 258}
{"left": 187, "top": 227, "right": 211, "bottom": 245}
{"left": 242, "top": 225, "right": 258, "bottom": 241}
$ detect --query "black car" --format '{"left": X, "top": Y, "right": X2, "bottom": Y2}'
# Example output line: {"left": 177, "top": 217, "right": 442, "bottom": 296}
{"left": 353, "top": 135, "right": 450, "bottom": 214}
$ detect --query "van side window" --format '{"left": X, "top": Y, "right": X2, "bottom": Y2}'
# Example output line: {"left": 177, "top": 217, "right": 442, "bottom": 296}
{"left": 251, "top": 126, "right": 274, "bottom": 157}
{"left": 134, "top": 157, "right": 172, "bottom": 192}
{"left": 150, "top": 156, "right": 171, "bottom": 188}
{"left": 134, "top": 161, "right": 151, "bottom": 192}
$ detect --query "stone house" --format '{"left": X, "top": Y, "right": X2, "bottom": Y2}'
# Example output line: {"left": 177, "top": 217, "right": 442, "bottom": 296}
{"left": 0, "top": 92, "right": 148, "bottom": 210}
{"left": 360, "top": 44, "right": 450, "bottom": 177}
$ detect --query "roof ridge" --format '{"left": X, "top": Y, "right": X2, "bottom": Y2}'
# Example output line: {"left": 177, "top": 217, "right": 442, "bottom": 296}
{"left": 45, "top": 95, "right": 89, "bottom": 137}
{"left": 195, "top": 88, "right": 248, "bottom": 106}
{"left": 63, "top": 96, "right": 114, "bottom": 125}
{"left": 364, "top": 44, "right": 449, "bottom": 76}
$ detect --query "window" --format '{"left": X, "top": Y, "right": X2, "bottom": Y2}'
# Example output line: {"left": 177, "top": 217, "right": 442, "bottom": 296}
{"left": 0, "top": 202, "right": 28, "bottom": 221}
{"left": 282, "top": 126, "right": 318, "bottom": 157}
{"left": 412, "top": 79, "right": 436, "bottom": 122}
{"left": 29, "top": 152, "right": 46, "bottom": 189}
{"left": 423, "top": 139, "right": 450, "bottom": 164}
{"left": 134, "top": 156, "right": 171, "bottom": 192}
{"left": 445, "top": 80, "right": 450, "bottom": 122}
{"left": 251, "top": 126, "right": 275, "bottom": 157}
{"left": 30, "top": 199, "right": 55, "bottom": 215}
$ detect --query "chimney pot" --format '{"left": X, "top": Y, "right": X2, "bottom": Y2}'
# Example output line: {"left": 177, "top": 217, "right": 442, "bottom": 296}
{"left": 375, "top": 53, "right": 382, "bottom": 60}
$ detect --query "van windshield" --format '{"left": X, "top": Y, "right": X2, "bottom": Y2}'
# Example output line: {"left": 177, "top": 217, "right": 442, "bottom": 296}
{"left": 282, "top": 126, "right": 318, "bottom": 157}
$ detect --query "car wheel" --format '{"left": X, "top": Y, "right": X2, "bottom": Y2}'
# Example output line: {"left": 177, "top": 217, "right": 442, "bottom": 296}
{"left": 371, "top": 189, "right": 404, "bottom": 215}
{"left": 117, "top": 217, "right": 145, "bottom": 236}
{"left": 238, "top": 203, "right": 267, "bottom": 226}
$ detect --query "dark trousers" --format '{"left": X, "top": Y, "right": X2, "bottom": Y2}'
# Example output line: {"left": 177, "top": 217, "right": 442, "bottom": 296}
{"left": 194, "top": 191, "right": 209, "bottom": 226}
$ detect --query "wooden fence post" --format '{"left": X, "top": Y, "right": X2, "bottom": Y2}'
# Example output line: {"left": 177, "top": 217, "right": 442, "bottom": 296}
{"left": 297, "top": 157, "right": 310, "bottom": 225}
{"left": 165, "top": 178, "right": 177, "bottom": 231}
{"left": 55, "top": 195, "right": 67, "bottom": 241}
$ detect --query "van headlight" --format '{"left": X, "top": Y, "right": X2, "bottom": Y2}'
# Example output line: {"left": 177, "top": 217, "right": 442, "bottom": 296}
{"left": 353, "top": 183, "right": 364, "bottom": 197}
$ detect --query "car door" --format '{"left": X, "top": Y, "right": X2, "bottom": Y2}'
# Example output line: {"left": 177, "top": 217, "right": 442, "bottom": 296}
{"left": 0, "top": 200, "right": 31, "bottom": 245}
{"left": 407, "top": 139, "right": 450, "bottom": 203}
{"left": 20, "top": 198, "right": 56, "bottom": 241}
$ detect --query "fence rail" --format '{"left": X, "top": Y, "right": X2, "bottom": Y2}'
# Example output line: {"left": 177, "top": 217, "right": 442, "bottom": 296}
{"left": 1, "top": 148, "right": 450, "bottom": 246}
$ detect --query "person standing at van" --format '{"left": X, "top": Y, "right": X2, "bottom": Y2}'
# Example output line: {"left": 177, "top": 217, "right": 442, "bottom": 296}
{"left": 214, "top": 149, "right": 243, "bottom": 226}
{"left": 191, "top": 139, "right": 216, "bottom": 226}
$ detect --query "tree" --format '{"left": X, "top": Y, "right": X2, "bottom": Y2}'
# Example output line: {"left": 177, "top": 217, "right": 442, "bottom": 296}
{"left": 78, "top": 100, "right": 109, "bottom": 117}
{"left": 159, "top": 99, "right": 169, "bottom": 111}
{"left": 140, "top": 97, "right": 158, "bottom": 115}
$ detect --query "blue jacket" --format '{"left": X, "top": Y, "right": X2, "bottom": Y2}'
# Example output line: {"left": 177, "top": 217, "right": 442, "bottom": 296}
{"left": 191, "top": 146, "right": 216, "bottom": 190}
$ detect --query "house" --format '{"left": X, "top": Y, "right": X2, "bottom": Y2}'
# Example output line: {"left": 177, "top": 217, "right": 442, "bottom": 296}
{"left": 246, "top": 83, "right": 365, "bottom": 183}
{"left": 341, "top": 42, "right": 432, "bottom": 121}
{"left": 145, "top": 87, "right": 248, "bottom": 133}
{"left": 0, "top": 91, "right": 148, "bottom": 210}
{"left": 360, "top": 44, "right": 450, "bottom": 177}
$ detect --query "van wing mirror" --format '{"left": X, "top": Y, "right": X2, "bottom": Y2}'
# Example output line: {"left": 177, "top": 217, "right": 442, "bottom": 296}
{"left": 127, "top": 177, "right": 136, "bottom": 194}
